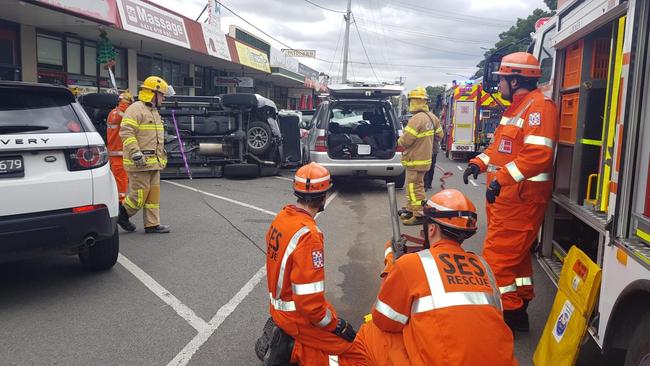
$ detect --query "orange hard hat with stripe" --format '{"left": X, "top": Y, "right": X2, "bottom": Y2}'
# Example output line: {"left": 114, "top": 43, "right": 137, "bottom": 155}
{"left": 293, "top": 162, "right": 332, "bottom": 200}
{"left": 493, "top": 52, "right": 542, "bottom": 78}
{"left": 423, "top": 189, "right": 478, "bottom": 232}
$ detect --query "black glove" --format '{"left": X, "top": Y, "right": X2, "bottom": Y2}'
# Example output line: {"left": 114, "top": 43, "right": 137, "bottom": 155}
{"left": 334, "top": 318, "right": 357, "bottom": 342}
{"left": 486, "top": 179, "right": 501, "bottom": 204}
{"left": 463, "top": 164, "right": 480, "bottom": 184}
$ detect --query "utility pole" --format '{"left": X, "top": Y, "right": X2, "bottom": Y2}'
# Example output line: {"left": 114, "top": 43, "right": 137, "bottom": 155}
{"left": 341, "top": 0, "right": 352, "bottom": 83}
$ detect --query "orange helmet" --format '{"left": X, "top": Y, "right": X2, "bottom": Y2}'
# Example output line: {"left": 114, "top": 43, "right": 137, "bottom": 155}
{"left": 423, "top": 189, "right": 478, "bottom": 234}
{"left": 293, "top": 162, "right": 332, "bottom": 201}
{"left": 493, "top": 52, "right": 542, "bottom": 78}
{"left": 118, "top": 90, "right": 134, "bottom": 104}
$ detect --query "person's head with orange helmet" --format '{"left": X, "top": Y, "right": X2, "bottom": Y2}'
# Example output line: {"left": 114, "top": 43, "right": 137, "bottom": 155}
{"left": 293, "top": 162, "right": 333, "bottom": 214}
{"left": 421, "top": 189, "right": 478, "bottom": 247}
{"left": 493, "top": 52, "right": 542, "bottom": 102}
{"left": 117, "top": 90, "right": 134, "bottom": 111}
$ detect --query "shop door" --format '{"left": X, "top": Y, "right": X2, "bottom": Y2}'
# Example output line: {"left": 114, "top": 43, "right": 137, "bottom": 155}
{"left": 0, "top": 25, "right": 20, "bottom": 81}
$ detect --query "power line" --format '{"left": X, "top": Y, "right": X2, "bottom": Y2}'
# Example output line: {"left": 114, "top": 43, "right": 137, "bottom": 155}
{"left": 355, "top": 20, "right": 493, "bottom": 44}
{"left": 215, "top": 0, "right": 292, "bottom": 49}
{"left": 352, "top": 14, "right": 380, "bottom": 83}
{"left": 384, "top": 0, "right": 512, "bottom": 27}
{"left": 346, "top": 60, "right": 477, "bottom": 70}
{"left": 327, "top": 19, "right": 345, "bottom": 76}
{"left": 302, "top": 0, "right": 346, "bottom": 13}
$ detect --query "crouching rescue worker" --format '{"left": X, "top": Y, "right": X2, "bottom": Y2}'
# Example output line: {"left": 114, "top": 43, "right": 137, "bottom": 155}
{"left": 107, "top": 91, "right": 133, "bottom": 203}
{"left": 117, "top": 76, "right": 174, "bottom": 234}
{"left": 355, "top": 189, "right": 517, "bottom": 366}
{"left": 398, "top": 86, "right": 442, "bottom": 226}
{"left": 463, "top": 52, "right": 558, "bottom": 332}
{"left": 257, "top": 162, "right": 366, "bottom": 366}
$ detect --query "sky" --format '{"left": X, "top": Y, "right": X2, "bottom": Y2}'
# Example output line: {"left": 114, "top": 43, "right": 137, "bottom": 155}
{"left": 158, "top": 0, "right": 550, "bottom": 89}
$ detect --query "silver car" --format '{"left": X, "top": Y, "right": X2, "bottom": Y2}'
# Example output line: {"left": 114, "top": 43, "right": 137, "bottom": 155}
{"left": 303, "top": 83, "right": 405, "bottom": 188}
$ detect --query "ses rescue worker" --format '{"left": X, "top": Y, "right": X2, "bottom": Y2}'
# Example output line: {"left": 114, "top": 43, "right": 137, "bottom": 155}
{"left": 106, "top": 91, "right": 133, "bottom": 203}
{"left": 355, "top": 189, "right": 517, "bottom": 366}
{"left": 257, "top": 162, "right": 366, "bottom": 366}
{"left": 117, "top": 76, "right": 174, "bottom": 234}
{"left": 398, "top": 87, "right": 443, "bottom": 226}
{"left": 463, "top": 52, "right": 559, "bottom": 332}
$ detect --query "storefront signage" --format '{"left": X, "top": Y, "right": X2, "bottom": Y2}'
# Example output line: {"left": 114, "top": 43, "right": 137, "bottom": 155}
{"left": 299, "top": 63, "right": 323, "bottom": 91}
{"left": 270, "top": 47, "right": 299, "bottom": 73}
{"left": 36, "top": 0, "right": 117, "bottom": 25}
{"left": 235, "top": 42, "right": 271, "bottom": 73}
{"left": 214, "top": 76, "right": 254, "bottom": 88}
{"left": 116, "top": 0, "right": 190, "bottom": 48}
{"left": 282, "top": 49, "right": 316, "bottom": 58}
{"left": 201, "top": 24, "right": 231, "bottom": 61}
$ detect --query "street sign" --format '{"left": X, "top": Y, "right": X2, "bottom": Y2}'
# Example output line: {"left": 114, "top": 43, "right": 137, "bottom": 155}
{"left": 282, "top": 49, "right": 316, "bottom": 58}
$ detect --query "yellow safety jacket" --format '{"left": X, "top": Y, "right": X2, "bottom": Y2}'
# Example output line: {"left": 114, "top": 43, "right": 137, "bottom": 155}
{"left": 120, "top": 101, "right": 167, "bottom": 172}
{"left": 398, "top": 111, "right": 443, "bottom": 171}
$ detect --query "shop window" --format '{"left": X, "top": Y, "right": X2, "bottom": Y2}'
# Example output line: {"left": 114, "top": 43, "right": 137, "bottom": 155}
{"left": 194, "top": 66, "right": 203, "bottom": 88}
{"left": 163, "top": 61, "right": 172, "bottom": 83}
{"left": 137, "top": 55, "right": 152, "bottom": 82}
{"left": 0, "top": 21, "right": 20, "bottom": 81}
{"left": 37, "top": 33, "right": 63, "bottom": 68}
{"left": 84, "top": 43, "right": 97, "bottom": 76}
{"left": 66, "top": 38, "right": 81, "bottom": 74}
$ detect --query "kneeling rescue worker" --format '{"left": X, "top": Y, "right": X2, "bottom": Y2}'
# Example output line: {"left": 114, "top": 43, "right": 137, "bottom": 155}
{"left": 258, "top": 162, "right": 365, "bottom": 366}
{"left": 463, "top": 52, "right": 558, "bottom": 332}
{"left": 355, "top": 189, "right": 517, "bottom": 366}
{"left": 117, "top": 76, "right": 174, "bottom": 234}
{"left": 106, "top": 91, "right": 133, "bottom": 202}
{"left": 398, "top": 86, "right": 443, "bottom": 226}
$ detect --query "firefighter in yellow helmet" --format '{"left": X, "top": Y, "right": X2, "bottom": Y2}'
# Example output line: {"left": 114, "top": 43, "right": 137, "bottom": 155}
{"left": 398, "top": 87, "right": 444, "bottom": 225}
{"left": 117, "top": 76, "right": 175, "bottom": 234}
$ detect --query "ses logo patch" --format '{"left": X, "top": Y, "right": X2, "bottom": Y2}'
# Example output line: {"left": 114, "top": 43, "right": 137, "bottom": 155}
{"left": 312, "top": 250, "right": 324, "bottom": 269}
{"left": 498, "top": 138, "right": 513, "bottom": 154}
{"left": 528, "top": 112, "right": 542, "bottom": 126}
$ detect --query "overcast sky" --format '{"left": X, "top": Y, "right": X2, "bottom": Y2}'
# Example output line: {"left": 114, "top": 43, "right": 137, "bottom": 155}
{"left": 159, "top": 0, "right": 549, "bottom": 89}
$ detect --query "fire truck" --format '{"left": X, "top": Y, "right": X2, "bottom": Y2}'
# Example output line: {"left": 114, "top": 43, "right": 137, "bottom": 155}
{"left": 441, "top": 81, "right": 508, "bottom": 161}
{"left": 484, "top": 0, "right": 650, "bottom": 363}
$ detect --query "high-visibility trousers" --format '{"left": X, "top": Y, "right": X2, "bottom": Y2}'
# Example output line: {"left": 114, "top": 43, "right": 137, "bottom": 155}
{"left": 354, "top": 321, "right": 409, "bottom": 366}
{"left": 405, "top": 169, "right": 426, "bottom": 216}
{"left": 482, "top": 175, "right": 552, "bottom": 310}
{"left": 109, "top": 156, "right": 128, "bottom": 202}
{"left": 123, "top": 170, "right": 161, "bottom": 228}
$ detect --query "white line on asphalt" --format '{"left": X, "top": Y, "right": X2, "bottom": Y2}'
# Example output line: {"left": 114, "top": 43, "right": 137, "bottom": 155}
{"left": 166, "top": 189, "right": 338, "bottom": 366}
{"left": 457, "top": 165, "right": 464, "bottom": 171}
{"left": 469, "top": 179, "right": 478, "bottom": 187}
{"left": 118, "top": 254, "right": 208, "bottom": 332}
{"left": 272, "top": 176, "right": 294, "bottom": 182}
{"left": 164, "top": 180, "right": 276, "bottom": 216}
{"left": 166, "top": 266, "right": 267, "bottom": 366}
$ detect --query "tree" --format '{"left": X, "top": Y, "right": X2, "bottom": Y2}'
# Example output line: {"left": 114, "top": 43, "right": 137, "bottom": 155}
{"left": 544, "top": 0, "right": 557, "bottom": 11}
{"left": 426, "top": 85, "right": 446, "bottom": 114}
{"left": 472, "top": 8, "right": 554, "bottom": 79}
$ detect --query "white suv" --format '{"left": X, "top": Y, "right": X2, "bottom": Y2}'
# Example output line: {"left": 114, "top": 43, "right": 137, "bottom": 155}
{"left": 0, "top": 82, "right": 119, "bottom": 270}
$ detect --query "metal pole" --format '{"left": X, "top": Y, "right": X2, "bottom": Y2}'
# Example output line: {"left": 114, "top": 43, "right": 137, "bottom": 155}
{"left": 341, "top": 0, "right": 352, "bottom": 83}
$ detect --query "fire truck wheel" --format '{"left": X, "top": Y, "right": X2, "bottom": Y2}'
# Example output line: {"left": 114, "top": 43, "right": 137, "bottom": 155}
{"left": 625, "top": 310, "right": 650, "bottom": 366}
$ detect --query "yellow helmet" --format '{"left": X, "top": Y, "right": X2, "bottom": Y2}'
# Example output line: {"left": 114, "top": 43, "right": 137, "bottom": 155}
{"left": 139, "top": 76, "right": 174, "bottom": 103}
{"left": 408, "top": 86, "right": 428, "bottom": 100}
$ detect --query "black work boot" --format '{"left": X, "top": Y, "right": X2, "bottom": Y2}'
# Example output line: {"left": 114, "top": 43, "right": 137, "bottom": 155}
{"left": 145, "top": 225, "right": 171, "bottom": 234}
{"left": 504, "top": 305, "right": 530, "bottom": 332}
{"left": 255, "top": 318, "right": 276, "bottom": 361}
{"left": 118, "top": 205, "right": 136, "bottom": 232}
{"left": 263, "top": 324, "right": 295, "bottom": 366}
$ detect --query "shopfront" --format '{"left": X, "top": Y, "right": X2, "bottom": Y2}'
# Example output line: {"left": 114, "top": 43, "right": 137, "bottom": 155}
{"left": 0, "top": 19, "right": 21, "bottom": 81}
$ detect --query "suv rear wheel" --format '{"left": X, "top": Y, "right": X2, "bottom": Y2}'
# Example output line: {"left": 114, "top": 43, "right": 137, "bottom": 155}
{"left": 79, "top": 227, "right": 119, "bottom": 271}
{"left": 247, "top": 121, "right": 273, "bottom": 156}
{"left": 388, "top": 171, "right": 406, "bottom": 189}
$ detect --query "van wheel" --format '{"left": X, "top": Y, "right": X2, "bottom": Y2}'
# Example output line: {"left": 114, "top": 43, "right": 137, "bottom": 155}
{"left": 247, "top": 121, "right": 273, "bottom": 156}
{"left": 79, "top": 227, "right": 119, "bottom": 271}
{"left": 625, "top": 311, "right": 650, "bottom": 366}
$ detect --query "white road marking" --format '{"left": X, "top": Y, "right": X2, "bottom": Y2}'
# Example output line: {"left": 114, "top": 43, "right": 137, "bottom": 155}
{"left": 166, "top": 186, "right": 339, "bottom": 366}
{"left": 118, "top": 254, "right": 208, "bottom": 332}
{"left": 164, "top": 180, "right": 276, "bottom": 216}
{"left": 457, "top": 165, "right": 464, "bottom": 171}
{"left": 272, "top": 176, "right": 294, "bottom": 182}
{"left": 469, "top": 179, "right": 478, "bottom": 187}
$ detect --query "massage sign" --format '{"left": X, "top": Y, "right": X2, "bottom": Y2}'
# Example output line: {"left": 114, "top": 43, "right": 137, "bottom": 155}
{"left": 117, "top": 0, "right": 190, "bottom": 48}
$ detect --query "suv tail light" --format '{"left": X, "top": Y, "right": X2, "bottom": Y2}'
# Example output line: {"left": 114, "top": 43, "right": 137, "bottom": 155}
{"left": 315, "top": 136, "right": 328, "bottom": 152}
{"left": 66, "top": 145, "right": 108, "bottom": 171}
{"left": 396, "top": 145, "right": 405, "bottom": 153}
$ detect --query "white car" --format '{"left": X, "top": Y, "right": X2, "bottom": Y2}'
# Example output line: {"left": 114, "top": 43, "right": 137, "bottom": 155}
{"left": 0, "top": 82, "right": 119, "bottom": 270}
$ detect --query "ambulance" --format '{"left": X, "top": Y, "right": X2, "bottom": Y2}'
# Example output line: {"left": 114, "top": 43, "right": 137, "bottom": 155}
{"left": 486, "top": 0, "right": 650, "bottom": 363}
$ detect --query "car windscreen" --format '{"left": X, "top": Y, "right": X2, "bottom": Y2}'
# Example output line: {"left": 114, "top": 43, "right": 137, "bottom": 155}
{"left": 0, "top": 88, "right": 86, "bottom": 134}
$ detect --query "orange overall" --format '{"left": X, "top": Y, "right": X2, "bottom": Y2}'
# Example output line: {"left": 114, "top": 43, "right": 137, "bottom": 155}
{"left": 355, "top": 239, "right": 517, "bottom": 366}
{"left": 469, "top": 89, "right": 558, "bottom": 310}
{"left": 107, "top": 102, "right": 130, "bottom": 202}
{"left": 266, "top": 205, "right": 366, "bottom": 366}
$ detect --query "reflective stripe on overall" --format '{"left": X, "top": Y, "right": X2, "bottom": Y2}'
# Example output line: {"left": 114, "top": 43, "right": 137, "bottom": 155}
{"left": 269, "top": 226, "right": 332, "bottom": 328}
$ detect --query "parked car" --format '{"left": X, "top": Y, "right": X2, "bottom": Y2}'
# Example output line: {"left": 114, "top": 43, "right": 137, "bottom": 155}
{"left": 303, "top": 83, "right": 405, "bottom": 188}
{"left": 0, "top": 82, "right": 119, "bottom": 270}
